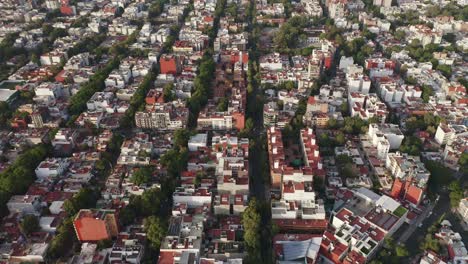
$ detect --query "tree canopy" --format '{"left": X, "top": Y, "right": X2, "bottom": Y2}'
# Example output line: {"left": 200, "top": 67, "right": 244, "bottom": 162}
{"left": 131, "top": 167, "right": 153, "bottom": 186}
{"left": 20, "top": 215, "right": 39, "bottom": 236}
{"left": 145, "top": 216, "right": 167, "bottom": 249}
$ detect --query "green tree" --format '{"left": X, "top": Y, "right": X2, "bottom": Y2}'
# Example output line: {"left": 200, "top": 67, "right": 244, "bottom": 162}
{"left": 131, "top": 167, "right": 153, "bottom": 186}
{"left": 163, "top": 83, "right": 175, "bottom": 102}
{"left": 140, "top": 188, "right": 163, "bottom": 216}
{"left": 217, "top": 97, "right": 229, "bottom": 111}
{"left": 20, "top": 215, "right": 39, "bottom": 236}
{"left": 335, "top": 132, "right": 346, "bottom": 146}
{"left": 395, "top": 245, "right": 409, "bottom": 257}
{"left": 448, "top": 180, "right": 464, "bottom": 208}
{"left": 173, "top": 129, "right": 190, "bottom": 149}
{"left": 144, "top": 216, "right": 166, "bottom": 249}
{"left": 327, "top": 118, "right": 339, "bottom": 129}
{"left": 46, "top": 218, "right": 76, "bottom": 260}
{"left": 63, "top": 188, "right": 98, "bottom": 216}
{"left": 119, "top": 205, "right": 137, "bottom": 226}
{"left": 394, "top": 30, "right": 406, "bottom": 41}
{"left": 459, "top": 152, "right": 468, "bottom": 173}
{"left": 436, "top": 64, "right": 452, "bottom": 78}
{"left": 97, "top": 239, "right": 113, "bottom": 249}
{"left": 420, "top": 234, "right": 440, "bottom": 252}
{"left": 242, "top": 199, "right": 262, "bottom": 253}
{"left": 399, "top": 136, "right": 423, "bottom": 156}
{"left": 0, "top": 102, "right": 12, "bottom": 128}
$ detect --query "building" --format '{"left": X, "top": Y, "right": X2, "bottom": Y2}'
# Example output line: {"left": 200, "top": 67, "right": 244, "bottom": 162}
{"left": 35, "top": 158, "right": 70, "bottom": 180}
{"left": 267, "top": 127, "right": 327, "bottom": 232}
{"left": 458, "top": 198, "right": 468, "bottom": 226}
{"left": 135, "top": 103, "right": 189, "bottom": 130}
{"left": 420, "top": 251, "right": 447, "bottom": 264}
{"left": 0, "top": 89, "right": 19, "bottom": 105}
{"left": 108, "top": 231, "right": 145, "bottom": 264}
{"left": 7, "top": 195, "right": 42, "bottom": 215}
{"left": 386, "top": 152, "right": 430, "bottom": 205}
{"left": 267, "top": 126, "right": 286, "bottom": 191}
{"left": 273, "top": 234, "right": 322, "bottom": 263}
{"left": 442, "top": 135, "right": 467, "bottom": 171}
{"left": 160, "top": 214, "right": 204, "bottom": 256}
{"left": 73, "top": 209, "right": 119, "bottom": 242}
{"left": 373, "top": 0, "right": 391, "bottom": 7}
{"left": 435, "top": 221, "right": 468, "bottom": 263}
{"left": 321, "top": 188, "right": 407, "bottom": 263}
{"left": 172, "top": 187, "right": 212, "bottom": 208}
{"left": 160, "top": 54, "right": 180, "bottom": 75}
{"left": 407, "top": 25, "right": 443, "bottom": 47}
{"left": 368, "top": 123, "right": 404, "bottom": 159}
{"left": 188, "top": 133, "right": 208, "bottom": 152}
{"left": 263, "top": 101, "right": 279, "bottom": 127}
{"left": 299, "top": 128, "right": 324, "bottom": 171}
{"left": 434, "top": 123, "right": 468, "bottom": 145}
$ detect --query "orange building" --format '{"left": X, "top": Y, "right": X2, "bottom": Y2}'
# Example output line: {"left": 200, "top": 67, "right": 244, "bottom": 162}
{"left": 390, "top": 178, "right": 424, "bottom": 205}
{"left": 160, "top": 54, "right": 180, "bottom": 75}
{"left": 232, "top": 112, "right": 245, "bottom": 130}
{"left": 73, "top": 209, "right": 118, "bottom": 242}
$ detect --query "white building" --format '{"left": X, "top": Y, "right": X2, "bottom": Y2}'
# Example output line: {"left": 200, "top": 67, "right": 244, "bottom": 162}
{"left": 458, "top": 198, "right": 468, "bottom": 226}
{"left": 368, "top": 123, "right": 404, "bottom": 159}
{"left": 347, "top": 73, "right": 371, "bottom": 94}
{"left": 7, "top": 195, "right": 42, "bottom": 215}
{"left": 35, "top": 158, "right": 70, "bottom": 179}
{"left": 434, "top": 123, "right": 468, "bottom": 145}
{"left": 188, "top": 133, "right": 208, "bottom": 151}
{"left": 172, "top": 187, "right": 212, "bottom": 208}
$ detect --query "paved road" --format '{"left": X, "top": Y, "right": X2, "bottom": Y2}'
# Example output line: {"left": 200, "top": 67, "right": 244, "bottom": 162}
{"left": 403, "top": 190, "right": 468, "bottom": 256}
{"left": 397, "top": 197, "right": 437, "bottom": 244}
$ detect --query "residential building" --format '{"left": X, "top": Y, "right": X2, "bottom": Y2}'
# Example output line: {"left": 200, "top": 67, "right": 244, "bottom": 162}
{"left": 458, "top": 198, "right": 468, "bottom": 226}
{"left": 387, "top": 152, "right": 430, "bottom": 205}
{"left": 7, "top": 195, "right": 42, "bottom": 215}
{"left": 322, "top": 188, "right": 407, "bottom": 263}
{"left": 368, "top": 123, "right": 404, "bottom": 159}
{"left": 434, "top": 123, "right": 468, "bottom": 145}
{"left": 73, "top": 209, "right": 119, "bottom": 242}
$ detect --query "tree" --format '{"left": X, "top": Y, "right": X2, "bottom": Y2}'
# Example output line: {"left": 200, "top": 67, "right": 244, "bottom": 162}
{"left": 426, "top": 161, "right": 454, "bottom": 193}
{"left": 63, "top": 188, "right": 98, "bottom": 216}
{"left": 97, "top": 239, "right": 113, "bottom": 249}
{"left": 341, "top": 163, "right": 357, "bottom": 178}
{"left": 163, "top": 83, "right": 175, "bottom": 102}
{"left": 394, "top": 30, "right": 406, "bottom": 41}
{"left": 395, "top": 245, "right": 409, "bottom": 257}
{"left": 245, "top": 118, "right": 254, "bottom": 132}
{"left": 145, "top": 216, "right": 166, "bottom": 249}
{"left": 139, "top": 188, "right": 165, "bottom": 217}
{"left": 46, "top": 218, "right": 76, "bottom": 260}
{"left": 242, "top": 199, "right": 262, "bottom": 260}
{"left": 340, "top": 102, "right": 349, "bottom": 114}
{"left": 335, "top": 132, "right": 346, "bottom": 146}
{"left": 131, "top": 167, "right": 153, "bottom": 186}
{"left": 448, "top": 181, "right": 464, "bottom": 208}
{"left": 0, "top": 102, "right": 12, "bottom": 128}
{"left": 160, "top": 148, "right": 188, "bottom": 176}
{"left": 420, "top": 234, "right": 440, "bottom": 252}
{"left": 274, "top": 16, "right": 310, "bottom": 51}
{"left": 119, "top": 205, "right": 137, "bottom": 226}
{"left": 20, "top": 215, "right": 39, "bottom": 236}
{"left": 399, "top": 136, "right": 423, "bottom": 156}
{"left": 436, "top": 64, "right": 452, "bottom": 78}
{"left": 459, "top": 152, "right": 468, "bottom": 174}
{"left": 327, "top": 118, "right": 339, "bottom": 129}
{"left": 217, "top": 97, "right": 228, "bottom": 111}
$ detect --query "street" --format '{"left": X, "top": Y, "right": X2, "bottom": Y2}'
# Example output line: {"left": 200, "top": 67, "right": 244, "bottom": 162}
{"left": 397, "top": 197, "right": 437, "bottom": 245}
{"left": 402, "top": 190, "right": 468, "bottom": 256}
